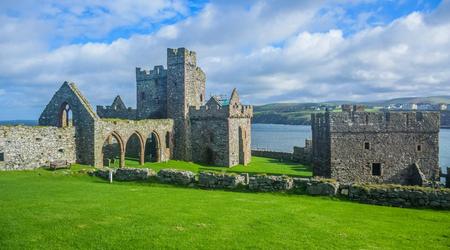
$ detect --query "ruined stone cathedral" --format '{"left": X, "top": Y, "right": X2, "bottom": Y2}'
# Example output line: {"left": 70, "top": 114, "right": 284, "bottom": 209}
{"left": 0, "top": 48, "right": 253, "bottom": 170}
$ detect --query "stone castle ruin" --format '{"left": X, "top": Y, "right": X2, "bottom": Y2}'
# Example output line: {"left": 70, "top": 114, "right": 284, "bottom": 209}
{"left": 311, "top": 105, "right": 440, "bottom": 185}
{"left": 0, "top": 48, "right": 253, "bottom": 170}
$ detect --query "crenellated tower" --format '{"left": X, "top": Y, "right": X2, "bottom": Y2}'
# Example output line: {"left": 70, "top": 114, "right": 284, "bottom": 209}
{"left": 136, "top": 65, "right": 167, "bottom": 119}
{"left": 167, "top": 48, "right": 206, "bottom": 160}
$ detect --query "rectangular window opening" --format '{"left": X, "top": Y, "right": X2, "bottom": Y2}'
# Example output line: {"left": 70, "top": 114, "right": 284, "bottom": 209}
{"left": 372, "top": 163, "right": 381, "bottom": 176}
{"left": 364, "top": 142, "right": 370, "bottom": 150}
{"left": 0, "top": 152, "right": 4, "bottom": 161}
{"left": 417, "top": 144, "right": 422, "bottom": 152}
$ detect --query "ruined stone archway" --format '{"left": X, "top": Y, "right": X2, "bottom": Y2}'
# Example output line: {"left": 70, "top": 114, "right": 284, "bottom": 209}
{"left": 125, "top": 132, "right": 145, "bottom": 165}
{"left": 144, "top": 131, "right": 161, "bottom": 163}
{"left": 59, "top": 102, "right": 73, "bottom": 128}
{"left": 102, "top": 132, "right": 125, "bottom": 168}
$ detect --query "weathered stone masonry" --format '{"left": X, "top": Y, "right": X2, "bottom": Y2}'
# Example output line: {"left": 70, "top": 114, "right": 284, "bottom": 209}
{"left": 312, "top": 105, "right": 440, "bottom": 185}
{"left": 0, "top": 47, "right": 252, "bottom": 169}
{"left": 0, "top": 126, "right": 76, "bottom": 170}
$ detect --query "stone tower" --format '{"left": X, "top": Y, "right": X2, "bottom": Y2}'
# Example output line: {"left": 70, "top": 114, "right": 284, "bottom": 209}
{"left": 166, "top": 48, "right": 206, "bottom": 160}
{"left": 311, "top": 105, "right": 440, "bottom": 185}
{"left": 136, "top": 65, "right": 167, "bottom": 119}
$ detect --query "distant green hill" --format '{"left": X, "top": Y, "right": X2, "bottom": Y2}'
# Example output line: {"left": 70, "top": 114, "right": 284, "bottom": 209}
{"left": 253, "top": 96, "right": 450, "bottom": 125}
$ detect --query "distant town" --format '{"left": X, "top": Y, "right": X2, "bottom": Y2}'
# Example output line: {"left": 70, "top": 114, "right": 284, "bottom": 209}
{"left": 252, "top": 96, "right": 450, "bottom": 127}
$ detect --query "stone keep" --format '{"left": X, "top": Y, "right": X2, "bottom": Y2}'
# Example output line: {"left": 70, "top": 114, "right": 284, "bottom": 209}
{"left": 311, "top": 105, "right": 440, "bottom": 185}
{"left": 0, "top": 47, "right": 252, "bottom": 169}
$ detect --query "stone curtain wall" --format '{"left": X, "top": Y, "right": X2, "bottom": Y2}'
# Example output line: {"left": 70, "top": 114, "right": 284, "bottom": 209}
{"left": 91, "top": 167, "right": 450, "bottom": 209}
{"left": 0, "top": 126, "right": 76, "bottom": 170}
{"left": 251, "top": 150, "right": 293, "bottom": 161}
{"left": 293, "top": 139, "right": 312, "bottom": 164}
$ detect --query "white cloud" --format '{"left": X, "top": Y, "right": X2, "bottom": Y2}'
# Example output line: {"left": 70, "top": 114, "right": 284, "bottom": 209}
{"left": 0, "top": 0, "right": 449, "bottom": 119}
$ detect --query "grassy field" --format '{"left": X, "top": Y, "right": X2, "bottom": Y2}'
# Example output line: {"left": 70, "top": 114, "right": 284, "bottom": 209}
{"left": 0, "top": 164, "right": 449, "bottom": 249}
{"left": 102, "top": 156, "right": 312, "bottom": 177}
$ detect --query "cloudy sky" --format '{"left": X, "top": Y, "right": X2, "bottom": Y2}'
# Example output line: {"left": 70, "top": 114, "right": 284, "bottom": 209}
{"left": 0, "top": 0, "right": 449, "bottom": 120}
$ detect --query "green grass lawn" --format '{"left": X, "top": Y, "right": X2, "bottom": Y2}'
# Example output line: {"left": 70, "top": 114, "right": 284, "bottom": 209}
{"left": 0, "top": 167, "right": 449, "bottom": 249}
{"left": 94, "top": 156, "right": 312, "bottom": 177}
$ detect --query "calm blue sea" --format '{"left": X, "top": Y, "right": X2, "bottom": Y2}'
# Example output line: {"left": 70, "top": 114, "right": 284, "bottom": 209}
{"left": 252, "top": 123, "right": 450, "bottom": 172}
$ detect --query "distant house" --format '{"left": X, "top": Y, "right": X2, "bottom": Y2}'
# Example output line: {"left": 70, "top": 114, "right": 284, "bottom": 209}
{"left": 417, "top": 103, "right": 433, "bottom": 111}
{"left": 437, "top": 103, "right": 448, "bottom": 111}
{"left": 403, "top": 103, "right": 417, "bottom": 110}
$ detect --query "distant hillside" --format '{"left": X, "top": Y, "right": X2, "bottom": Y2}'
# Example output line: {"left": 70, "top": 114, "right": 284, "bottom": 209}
{"left": 253, "top": 96, "right": 450, "bottom": 125}
{"left": 363, "top": 96, "right": 450, "bottom": 106}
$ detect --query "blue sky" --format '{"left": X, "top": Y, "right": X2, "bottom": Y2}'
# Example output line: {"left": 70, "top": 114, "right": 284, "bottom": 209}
{"left": 0, "top": 0, "right": 449, "bottom": 119}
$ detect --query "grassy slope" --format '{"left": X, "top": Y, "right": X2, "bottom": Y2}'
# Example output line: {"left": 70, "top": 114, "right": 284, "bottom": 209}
{"left": 100, "top": 156, "right": 312, "bottom": 177}
{"left": 0, "top": 165, "right": 449, "bottom": 249}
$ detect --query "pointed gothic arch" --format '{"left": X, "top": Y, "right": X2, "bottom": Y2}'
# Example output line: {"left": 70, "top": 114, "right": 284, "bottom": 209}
{"left": 125, "top": 131, "right": 145, "bottom": 165}
{"left": 144, "top": 131, "right": 161, "bottom": 163}
{"left": 59, "top": 102, "right": 73, "bottom": 128}
{"left": 102, "top": 131, "right": 125, "bottom": 168}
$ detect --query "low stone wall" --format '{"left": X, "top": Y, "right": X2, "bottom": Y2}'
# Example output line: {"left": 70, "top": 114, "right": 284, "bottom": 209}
{"left": 347, "top": 184, "right": 450, "bottom": 209}
{"left": 293, "top": 146, "right": 311, "bottom": 164}
{"left": 251, "top": 150, "right": 292, "bottom": 161}
{"left": 115, "top": 168, "right": 156, "bottom": 181}
{"left": 90, "top": 167, "right": 155, "bottom": 181}
{"left": 306, "top": 180, "right": 339, "bottom": 196}
{"left": 88, "top": 168, "right": 450, "bottom": 209}
{"left": 249, "top": 175, "right": 293, "bottom": 192}
{"left": 157, "top": 169, "right": 196, "bottom": 186}
{"left": 198, "top": 172, "right": 247, "bottom": 189}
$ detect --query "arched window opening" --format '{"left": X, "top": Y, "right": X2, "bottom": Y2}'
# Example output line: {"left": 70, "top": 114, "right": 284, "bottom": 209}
{"left": 102, "top": 133, "right": 123, "bottom": 167}
{"left": 59, "top": 103, "right": 73, "bottom": 128}
{"left": 125, "top": 133, "right": 143, "bottom": 163}
{"left": 145, "top": 132, "right": 160, "bottom": 162}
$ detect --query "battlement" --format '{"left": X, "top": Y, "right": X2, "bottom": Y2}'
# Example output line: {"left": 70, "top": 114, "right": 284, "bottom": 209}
{"left": 167, "top": 47, "right": 197, "bottom": 66}
{"left": 228, "top": 103, "right": 253, "bottom": 118}
{"left": 313, "top": 111, "right": 440, "bottom": 133}
{"left": 167, "top": 47, "right": 196, "bottom": 58}
{"left": 189, "top": 103, "right": 253, "bottom": 120}
{"left": 136, "top": 65, "right": 167, "bottom": 81}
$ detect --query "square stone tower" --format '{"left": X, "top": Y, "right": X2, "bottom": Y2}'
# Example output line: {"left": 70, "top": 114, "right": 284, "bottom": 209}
{"left": 166, "top": 48, "right": 206, "bottom": 160}
{"left": 311, "top": 106, "right": 440, "bottom": 185}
